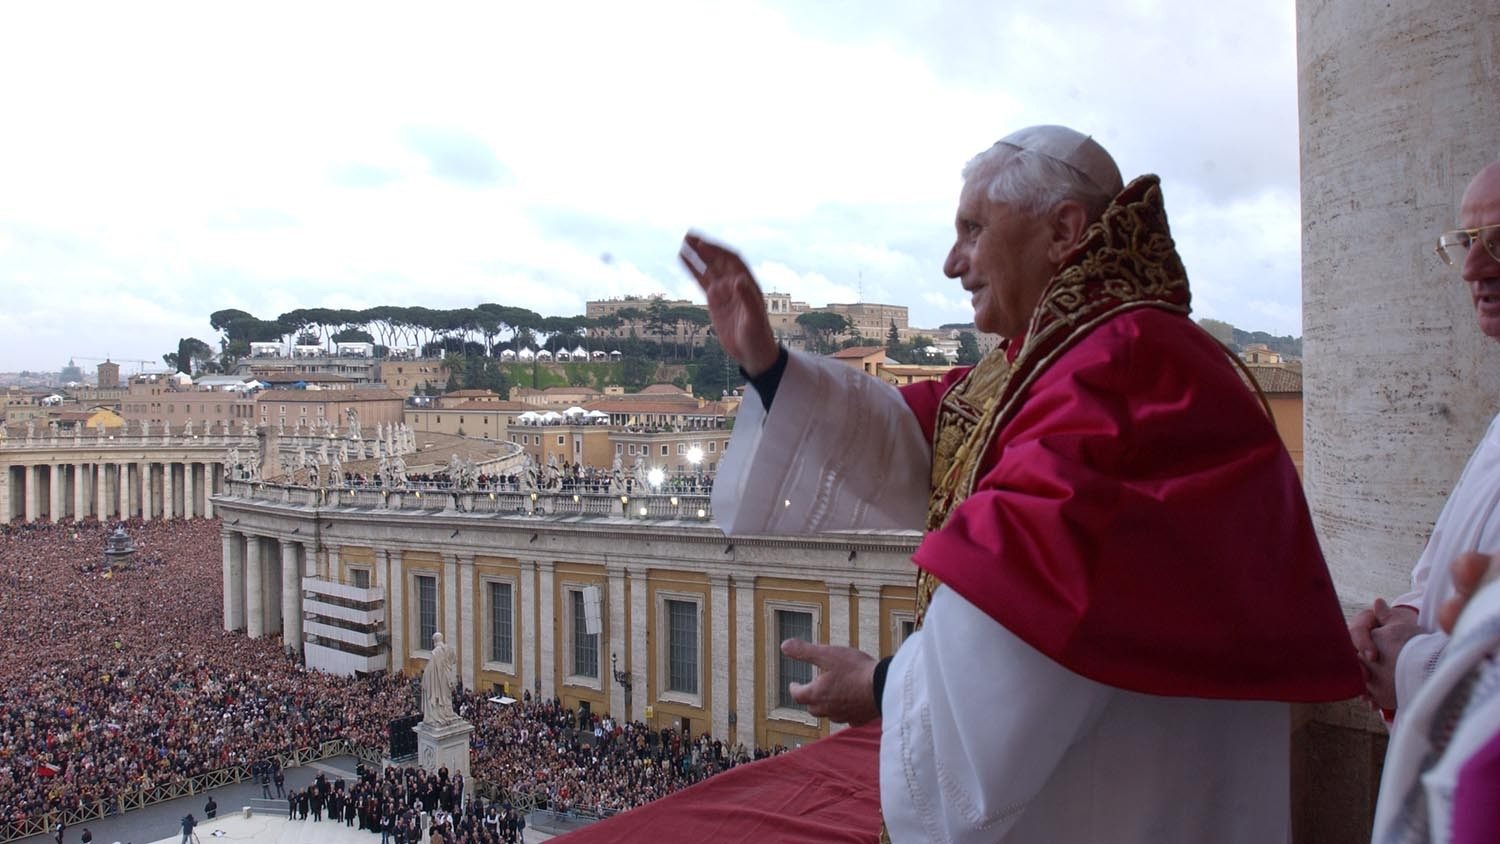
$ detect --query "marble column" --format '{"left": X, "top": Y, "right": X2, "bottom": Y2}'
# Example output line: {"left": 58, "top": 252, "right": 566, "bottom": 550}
{"left": 538, "top": 560, "right": 556, "bottom": 699}
{"left": 629, "top": 568, "right": 648, "bottom": 724}
{"left": 223, "top": 532, "right": 244, "bottom": 631}
{"left": 163, "top": 461, "right": 175, "bottom": 520}
{"left": 49, "top": 464, "right": 64, "bottom": 522}
{"left": 442, "top": 552, "right": 460, "bottom": 675}
{"left": 519, "top": 559, "right": 537, "bottom": 699}
{"left": 281, "top": 539, "right": 302, "bottom": 652}
{"left": 138, "top": 461, "right": 151, "bottom": 521}
{"left": 710, "top": 573, "right": 730, "bottom": 740}
{"left": 458, "top": 554, "right": 476, "bottom": 691}
{"left": 856, "top": 587, "right": 881, "bottom": 660}
{"left": 246, "top": 536, "right": 264, "bottom": 638}
{"left": 388, "top": 549, "right": 406, "bottom": 672}
{"left": 202, "top": 463, "right": 216, "bottom": 519}
{"left": 326, "top": 545, "right": 341, "bottom": 583}
{"left": 607, "top": 569, "right": 628, "bottom": 719}
{"left": 116, "top": 463, "right": 129, "bottom": 519}
{"left": 828, "top": 580, "right": 851, "bottom": 648}
{"left": 183, "top": 462, "right": 196, "bottom": 519}
{"left": 0, "top": 465, "right": 11, "bottom": 523}
{"left": 24, "top": 465, "right": 39, "bottom": 523}
{"left": 94, "top": 463, "right": 107, "bottom": 521}
{"left": 72, "top": 464, "right": 86, "bottom": 521}
{"left": 733, "top": 576, "right": 756, "bottom": 749}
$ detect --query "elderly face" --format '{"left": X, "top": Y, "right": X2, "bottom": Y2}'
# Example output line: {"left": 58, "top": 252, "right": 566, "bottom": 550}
{"left": 942, "top": 169, "right": 1063, "bottom": 339}
{"left": 1461, "top": 163, "right": 1500, "bottom": 339}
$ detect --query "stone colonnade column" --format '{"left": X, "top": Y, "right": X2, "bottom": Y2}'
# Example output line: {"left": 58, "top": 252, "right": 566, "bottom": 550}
{"left": 281, "top": 539, "right": 302, "bottom": 652}
{"left": 519, "top": 559, "right": 537, "bottom": 699}
{"left": 25, "top": 465, "right": 40, "bottom": 522}
{"left": 458, "top": 553, "right": 476, "bottom": 690}
{"left": 163, "top": 462, "right": 175, "bottom": 519}
{"left": 245, "top": 536, "right": 264, "bottom": 638}
{"left": 856, "top": 586, "right": 881, "bottom": 659}
{"left": 607, "top": 569, "right": 627, "bottom": 719}
{"left": 223, "top": 531, "right": 245, "bottom": 632}
{"left": 137, "top": 461, "right": 151, "bottom": 520}
{"left": 116, "top": 463, "right": 129, "bottom": 519}
{"left": 72, "top": 464, "right": 86, "bottom": 521}
{"left": 49, "top": 464, "right": 63, "bottom": 522}
{"left": 184, "top": 462, "right": 196, "bottom": 519}
{"left": 0, "top": 464, "right": 10, "bottom": 523}
{"left": 94, "top": 464, "right": 107, "bottom": 521}
{"left": 203, "top": 463, "right": 216, "bottom": 519}
{"left": 442, "top": 553, "right": 459, "bottom": 661}
{"left": 629, "top": 568, "right": 648, "bottom": 723}
{"left": 537, "top": 560, "right": 556, "bottom": 699}
{"left": 710, "top": 573, "right": 730, "bottom": 740}
{"left": 388, "top": 549, "right": 406, "bottom": 672}
{"left": 733, "top": 576, "right": 756, "bottom": 749}
{"left": 1294, "top": 5, "right": 1500, "bottom": 839}
{"left": 827, "top": 580, "right": 851, "bottom": 648}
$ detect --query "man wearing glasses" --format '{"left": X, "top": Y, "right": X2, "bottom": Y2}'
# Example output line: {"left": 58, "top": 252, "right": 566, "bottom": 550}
{"left": 1350, "top": 160, "right": 1500, "bottom": 728}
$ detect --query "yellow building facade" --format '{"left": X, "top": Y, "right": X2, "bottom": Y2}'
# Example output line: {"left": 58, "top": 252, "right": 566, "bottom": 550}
{"left": 215, "top": 483, "right": 919, "bottom": 751}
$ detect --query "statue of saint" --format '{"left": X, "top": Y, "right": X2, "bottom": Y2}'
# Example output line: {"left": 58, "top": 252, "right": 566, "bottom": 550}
{"left": 521, "top": 454, "right": 539, "bottom": 493}
{"left": 421, "top": 632, "right": 458, "bottom": 726}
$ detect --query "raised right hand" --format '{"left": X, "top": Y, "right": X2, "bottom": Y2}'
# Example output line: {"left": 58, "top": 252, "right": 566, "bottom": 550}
{"left": 680, "top": 232, "right": 780, "bottom": 376}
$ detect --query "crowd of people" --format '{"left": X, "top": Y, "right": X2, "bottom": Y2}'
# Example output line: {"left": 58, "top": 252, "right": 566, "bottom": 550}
{"left": 459, "top": 692, "right": 780, "bottom": 818}
{"left": 337, "top": 464, "right": 715, "bottom": 497}
{"left": 0, "top": 517, "right": 778, "bottom": 839}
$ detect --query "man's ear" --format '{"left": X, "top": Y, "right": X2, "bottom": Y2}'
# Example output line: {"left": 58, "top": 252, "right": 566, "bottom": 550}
{"left": 1045, "top": 200, "right": 1090, "bottom": 263}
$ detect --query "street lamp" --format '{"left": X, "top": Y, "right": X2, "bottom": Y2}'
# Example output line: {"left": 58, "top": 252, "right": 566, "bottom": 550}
{"left": 611, "top": 652, "right": 633, "bottom": 716}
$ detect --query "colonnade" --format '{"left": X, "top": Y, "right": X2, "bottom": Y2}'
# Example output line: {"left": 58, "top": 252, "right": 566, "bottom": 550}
{"left": 221, "top": 529, "right": 305, "bottom": 647}
{"left": 0, "top": 458, "right": 227, "bottom": 523}
{"left": 216, "top": 500, "right": 915, "bottom": 752}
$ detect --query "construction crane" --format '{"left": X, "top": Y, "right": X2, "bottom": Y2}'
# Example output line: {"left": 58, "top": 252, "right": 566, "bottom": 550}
{"left": 70, "top": 355, "right": 167, "bottom": 375}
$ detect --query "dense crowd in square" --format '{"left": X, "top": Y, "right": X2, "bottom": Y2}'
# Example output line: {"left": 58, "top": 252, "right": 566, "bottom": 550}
{"left": 0, "top": 517, "right": 782, "bottom": 840}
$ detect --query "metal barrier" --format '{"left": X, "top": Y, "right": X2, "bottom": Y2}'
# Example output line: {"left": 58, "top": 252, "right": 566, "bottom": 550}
{"left": 1, "top": 739, "right": 358, "bottom": 843}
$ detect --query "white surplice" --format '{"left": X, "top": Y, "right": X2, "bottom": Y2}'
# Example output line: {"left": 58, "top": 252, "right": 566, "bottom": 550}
{"left": 1392, "top": 412, "right": 1500, "bottom": 717}
{"left": 1375, "top": 577, "right": 1500, "bottom": 843}
{"left": 715, "top": 350, "right": 1292, "bottom": 844}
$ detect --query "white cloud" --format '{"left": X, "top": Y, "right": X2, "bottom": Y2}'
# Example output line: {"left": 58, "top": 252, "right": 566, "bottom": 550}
{"left": 0, "top": 0, "right": 1306, "bottom": 371}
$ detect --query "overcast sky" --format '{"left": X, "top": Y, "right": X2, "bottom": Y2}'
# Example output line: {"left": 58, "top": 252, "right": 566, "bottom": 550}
{"left": 0, "top": 0, "right": 1304, "bottom": 374}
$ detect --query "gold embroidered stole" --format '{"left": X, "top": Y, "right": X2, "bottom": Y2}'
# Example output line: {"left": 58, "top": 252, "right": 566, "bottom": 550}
{"left": 911, "top": 175, "right": 1192, "bottom": 624}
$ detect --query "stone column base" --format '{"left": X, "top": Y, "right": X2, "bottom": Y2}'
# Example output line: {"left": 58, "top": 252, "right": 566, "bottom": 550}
{"left": 414, "top": 718, "right": 474, "bottom": 779}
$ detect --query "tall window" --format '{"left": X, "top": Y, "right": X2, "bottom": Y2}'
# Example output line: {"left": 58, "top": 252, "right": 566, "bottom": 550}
{"left": 351, "top": 568, "right": 370, "bottom": 589}
{"left": 666, "top": 599, "right": 698, "bottom": 694}
{"left": 571, "top": 590, "right": 599, "bottom": 678}
{"left": 416, "top": 575, "right": 437, "bottom": 650}
{"left": 777, "top": 610, "right": 814, "bottom": 709}
{"left": 489, "top": 582, "right": 514, "bottom": 664}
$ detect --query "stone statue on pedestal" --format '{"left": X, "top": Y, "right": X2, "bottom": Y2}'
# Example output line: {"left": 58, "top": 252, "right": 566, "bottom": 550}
{"left": 422, "top": 633, "right": 458, "bottom": 726}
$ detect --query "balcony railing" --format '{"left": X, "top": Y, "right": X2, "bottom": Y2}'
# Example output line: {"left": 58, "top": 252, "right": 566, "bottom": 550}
{"left": 221, "top": 480, "right": 713, "bottom": 522}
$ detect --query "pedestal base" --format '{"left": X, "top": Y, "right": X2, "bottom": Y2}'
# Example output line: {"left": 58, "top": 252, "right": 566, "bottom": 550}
{"left": 413, "top": 718, "right": 474, "bottom": 779}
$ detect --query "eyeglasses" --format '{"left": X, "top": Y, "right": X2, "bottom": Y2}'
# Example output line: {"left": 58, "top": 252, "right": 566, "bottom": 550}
{"left": 1435, "top": 223, "right": 1500, "bottom": 266}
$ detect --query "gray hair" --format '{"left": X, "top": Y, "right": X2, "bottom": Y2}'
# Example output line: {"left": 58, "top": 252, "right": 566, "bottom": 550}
{"left": 962, "top": 130, "right": 1121, "bottom": 223}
